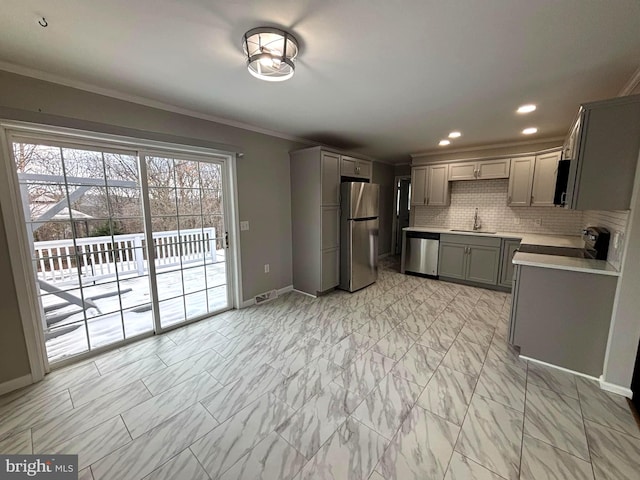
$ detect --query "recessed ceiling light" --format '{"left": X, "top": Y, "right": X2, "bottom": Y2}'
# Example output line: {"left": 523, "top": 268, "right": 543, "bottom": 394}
{"left": 517, "top": 104, "right": 537, "bottom": 114}
{"left": 522, "top": 127, "right": 538, "bottom": 135}
{"left": 448, "top": 131, "right": 462, "bottom": 138}
{"left": 439, "top": 139, "right": 451, "bottom": 146}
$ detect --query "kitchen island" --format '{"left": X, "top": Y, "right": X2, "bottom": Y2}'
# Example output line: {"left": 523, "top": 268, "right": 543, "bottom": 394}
{"left": 510, "top": 251, "right": 619, "bottom": 378}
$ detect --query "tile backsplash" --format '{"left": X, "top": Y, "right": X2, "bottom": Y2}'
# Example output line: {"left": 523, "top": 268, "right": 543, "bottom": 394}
{"left": 412, "top": 179, "right": 585, "bottom": 235}
{"left": 583, "top": 210, "right": 630, "bottom": 270}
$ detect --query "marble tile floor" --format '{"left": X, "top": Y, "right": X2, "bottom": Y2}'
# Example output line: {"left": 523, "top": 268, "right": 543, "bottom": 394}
{"left": 1, "top": 256, "right": 639, "bottom": 479}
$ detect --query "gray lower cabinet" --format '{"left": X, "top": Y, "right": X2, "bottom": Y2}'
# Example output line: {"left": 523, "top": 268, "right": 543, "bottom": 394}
{"left": 499, "top": 239, "right": 521, "bottom": 287}
{"left": 509, "top": 265, "right": 618, "bottom": 377}
{"left": 438, "top": 243, "right": 466, "bottom": 279}
{"left": 439, "top": 234, "right": 501, "bottom": 286}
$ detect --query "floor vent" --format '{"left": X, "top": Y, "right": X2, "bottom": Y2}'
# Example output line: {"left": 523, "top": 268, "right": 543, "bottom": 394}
{"left": 255, "top": 289, "right": 278, "bottom": 304}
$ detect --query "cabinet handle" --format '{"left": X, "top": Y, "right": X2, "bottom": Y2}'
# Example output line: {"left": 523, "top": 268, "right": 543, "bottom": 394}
{"left": 561, "top": 192, "right": 567, "bottom": 205}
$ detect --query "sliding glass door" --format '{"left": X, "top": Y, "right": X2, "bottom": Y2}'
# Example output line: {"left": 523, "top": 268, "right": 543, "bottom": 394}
{"left": 11, "top": 138, "right": 232, "bottom": 363}
{"left": 142, "top": 154, "right": 230, "bottom": 330}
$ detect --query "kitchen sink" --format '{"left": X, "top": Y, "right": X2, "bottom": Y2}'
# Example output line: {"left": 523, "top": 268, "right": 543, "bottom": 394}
{"left": 450, "top": 229, "right": 497, "bottom": 234}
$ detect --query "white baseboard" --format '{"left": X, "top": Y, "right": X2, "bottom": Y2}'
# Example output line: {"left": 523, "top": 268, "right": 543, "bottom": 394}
{"left": 0, "top": 374, "right": 33, "bottom": 396}
{"left": 599, "top": 376, "right": 633, "bottom": 399}
{"left": 278, "top": 285, "right": 294, "bottom": 295}
{"left": 293, "top": 289, "right": 317, "bottom": 298}
{"left": 520, "top": 356, "right": 599, "bottom": 381}
{"left": 239, "top": 285, "right": 295, "bottom": 309}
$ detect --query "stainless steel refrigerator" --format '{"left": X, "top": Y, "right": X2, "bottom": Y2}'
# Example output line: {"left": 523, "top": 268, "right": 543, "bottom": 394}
{"left": 340, "top": 182, "right": 379, "bottom": 292}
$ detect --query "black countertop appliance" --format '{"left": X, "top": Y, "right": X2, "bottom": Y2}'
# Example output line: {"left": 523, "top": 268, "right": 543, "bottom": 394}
{"left": 583, "top": 226, "right": 610, "bottom": 260}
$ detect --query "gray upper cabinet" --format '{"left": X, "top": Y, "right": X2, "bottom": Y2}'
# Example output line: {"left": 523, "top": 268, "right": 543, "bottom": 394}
{"left": 448, "top": 161, "right": 477, "bottom": 181}
{"left": 507, "top": 152, "right": 560, "bottom": 207}
{"left": 411, "top": 165, "right": 450, "bottom": 206}
{"left": 290, "top": 147, "right": 344, "bottom": 295}
{"left": 410, "top": 166, "right": 428, "bottom": 206}
{"left": 563, "top": 95, "right": 640, "bottom": 211}
{"left": 448, "top": 159, "right": 510, "bottom": 181}
{"left": 340, "top": 155, "right": 371, "bottom": 180}
{"left": 507, "top": 156, "right": 535, "bottom": 206}
{"left": 427, "top": 165, "right": 450, "bottom": 206}
{"left": 531, "top": 151, "right": 561, "bottom": 206}
{"left": 477, "top": 159, "right": 511, "bottom": 179}
{"left": 439, "top": 234, "right": 501, "bottom": 286}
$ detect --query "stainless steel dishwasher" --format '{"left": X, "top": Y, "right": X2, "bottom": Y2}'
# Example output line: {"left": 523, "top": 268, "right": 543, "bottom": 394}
{"left": 404, "top": 231, "right": 440, "bottom": 277}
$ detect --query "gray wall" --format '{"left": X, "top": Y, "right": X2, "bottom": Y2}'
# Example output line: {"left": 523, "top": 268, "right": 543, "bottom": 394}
{"left": 372, "top": 162, "right": 395, "bottom": 255}
{"left": 394, "top": 164, "right": 411, "bottom": 177}
{"left": 601, "top": 82, "right": 640, "bottom": 390}
{"left": 0, "top": 208, "right": 31, "bottom": 383}
{"left": 0, "top": 70, "right": 309, "bottom": 384}
{"left": 603, "top": 151, "right": 640, "bottom": 389}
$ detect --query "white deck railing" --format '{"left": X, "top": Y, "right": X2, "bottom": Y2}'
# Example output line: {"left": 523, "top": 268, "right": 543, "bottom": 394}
{"left": 34, "top": 228, "right": 217, "bottom": 284}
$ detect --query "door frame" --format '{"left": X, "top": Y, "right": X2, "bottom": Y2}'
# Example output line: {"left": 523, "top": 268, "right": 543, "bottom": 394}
{"left": 391, "top": 175, "right": 411, "bottom": 256}
{"left": 0, "top": 120, "right": 242, "bottom": 376}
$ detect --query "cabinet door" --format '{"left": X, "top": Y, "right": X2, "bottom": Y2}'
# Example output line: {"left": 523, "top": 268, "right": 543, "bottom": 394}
{"left": 321, "top": 248, "right": 339, "bottom": 291}
{"left": 321, "top": 206, "right": 339, "bottom": 250}
{"left": 466, "top": 245, "right": 500, "bottom": 285}
{"left": 507, "top": 156, "right": 535, "bottom": 206}
{"left": 357, "top": 159, "right": 372, "bottom": 179}
{"left": 321, "top": 152, "right": 340, "bottom": 205}
{"left": 499, "top": 240, "right": 521, "bottom": 287}
{"left": 340, "top": 156, "right": 357, "bottom": 176}
{"left": 438, "top": 242, "right": 467, "bottom": 279}
{"left": 531, "top": 152, "right": 561, "bottom": 206}
{"left": 410, "top": 166, "right": 428, "bottom": 206}
{"left": 448, "top": 162, "right": 477, "bottom": 181}
{"left": 477, "top": 159, "right": 510, "bottom": 179}
{"left": 427, "top": 165, "right": 450, "bottom": 206}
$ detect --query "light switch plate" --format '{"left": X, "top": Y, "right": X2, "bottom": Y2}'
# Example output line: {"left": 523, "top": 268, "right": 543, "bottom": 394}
{"left": 240, "top": 221, "right": 249, "bottom": 231}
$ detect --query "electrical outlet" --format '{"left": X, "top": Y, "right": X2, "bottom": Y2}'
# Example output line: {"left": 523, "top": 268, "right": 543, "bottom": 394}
{"left": 513, "top": 218, "right": 520, "bottom": 225}
{"left": 264, "top": 264, "right": 270, "bottom": 273}
{"left": 240, "top": 221, "right": 249, "bottom": 231}
{"left": 534, "top": 218, "right": 542, "bottom": 226}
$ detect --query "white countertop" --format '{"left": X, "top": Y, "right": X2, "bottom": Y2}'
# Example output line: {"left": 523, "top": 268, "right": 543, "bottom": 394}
{"left": 403, "top": 227, "right": 583, "bottom": 247}
{"left": 513, "top": 252, "right": 620, "bottom": 276}
{"left": 403, "top": 226, "right": 617, "bottom": 276}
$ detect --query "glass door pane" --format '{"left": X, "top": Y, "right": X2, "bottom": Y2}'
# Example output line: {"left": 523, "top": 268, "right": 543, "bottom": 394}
{"left": 13, "top": 141, "right": 152, "bottom": 363}
{"left": 144, "top": 155, "right": 229, "bottom": 329}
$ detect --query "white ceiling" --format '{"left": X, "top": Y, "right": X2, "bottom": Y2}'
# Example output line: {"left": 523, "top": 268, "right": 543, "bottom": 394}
{"left": 0, "top": 0, "right": 639, "bottom": 162}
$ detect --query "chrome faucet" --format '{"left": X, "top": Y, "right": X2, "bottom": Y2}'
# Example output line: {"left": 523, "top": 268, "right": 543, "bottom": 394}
{"left": 473, "top": 208, "right": 481, "bottom": 231}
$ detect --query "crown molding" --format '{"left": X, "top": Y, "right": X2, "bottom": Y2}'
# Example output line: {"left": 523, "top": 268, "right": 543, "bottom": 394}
{"left": 618, "top": 65, "right": 640, "bottom": 96}
{"left": 410, "top": 136, "right": 564, "bottom": 159}
{"left": 0, "top": 60, "right": 317, "bottom": 146}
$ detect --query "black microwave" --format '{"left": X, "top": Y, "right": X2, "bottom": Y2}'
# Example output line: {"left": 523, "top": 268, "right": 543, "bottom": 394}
{"left": 553, "top": 159, "right": 571, "bottom": 206}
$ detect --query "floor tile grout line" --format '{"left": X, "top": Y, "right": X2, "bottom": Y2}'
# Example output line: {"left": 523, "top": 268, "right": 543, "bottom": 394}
{"left": 517, "top": 361, "right": 530, "bottom": 478}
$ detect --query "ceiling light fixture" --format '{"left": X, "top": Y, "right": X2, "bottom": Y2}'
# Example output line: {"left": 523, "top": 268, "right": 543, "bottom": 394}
{"left": 448, "top": 131, "right": 462, "bottom": 138}
{"left": 517, "top": 104, "right": 537, "bottom": 114}
{"left": 522, "top": 127, "right": 538, "bottom": 135}
{"left": 439, "top": 139, "right": 451, "bottom": 146}
{"left": 242, "top": 27, "right": 299, "bottom": 82}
